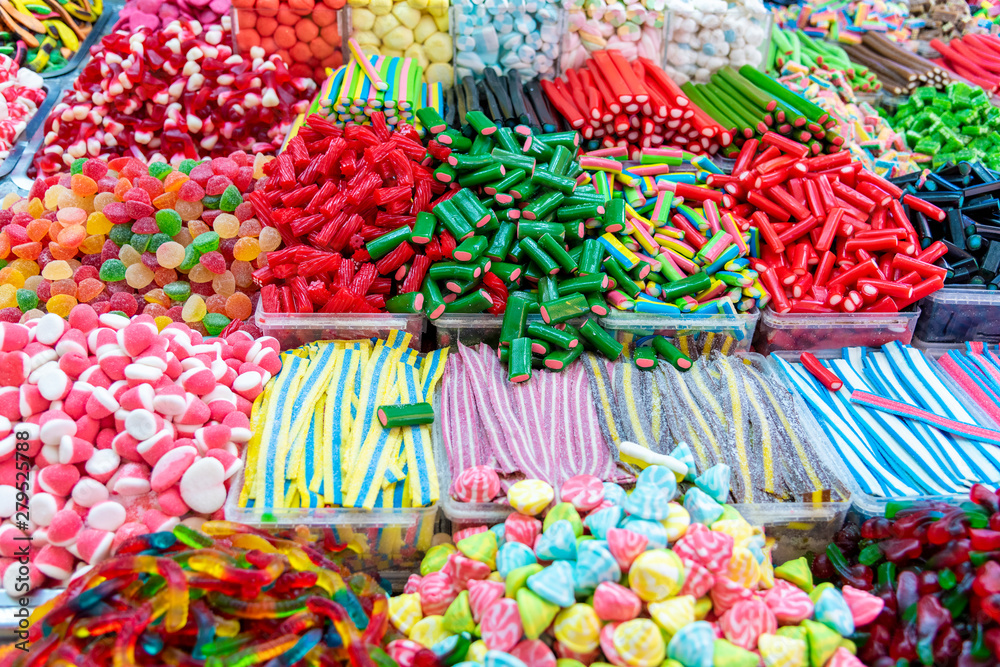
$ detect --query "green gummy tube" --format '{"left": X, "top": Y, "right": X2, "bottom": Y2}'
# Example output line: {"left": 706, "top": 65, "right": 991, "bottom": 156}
{"left": 659, "top": 272, "right": 712, "bottom": 301}
{"left": 428, "top": 261, "right": 481, "bottom": 282}
{"left": 508, "top": 337, "right": 533, "bottom": 382}
{"left": 366, "top": 225, "right": 411, "bottom": 260}
{"left": 568, "top": 244, "right": 584, "bottom": 263}
{"left": 523, "top": 136, "right": 554, "bottom": 161}
{"left": 491, "top": 149, "right": 536, "bottom": 174}
{"left": 538, "top": 233, "right": 578, "bottom": 273}
{"left": 439, "top": 129, "right": 472, "bottom": 151}
{"left": 519, "top": 237, "right": 560, "bottom": 276}
{"left": 558, "top": 273, "right": 609, "bottom": 295}
{"left": 634, "top": 346, "right": 658, "bottom": 370}
{"left": 532, "top": 168, "right": 577, "bottom": 195}
{"left": 495, "top": 126, "right": 522, "bottom": 153}
{"left": 416, "top": 107, "right": 447, "bottom": 134}
{"left": 378, "top": 402, "right": 435, "bottom": 427}
{"left": 527, "top": 322, "right": 580, "bottom": 350}
{"left": 509, "top": 179, "right": 536, "bottom": 202}
{"left": 547, "top": 145, "right": 573, "bottom": 176}
{"left": 579, "top": 319, "right": 623, "bottom": 360}
{"left": 586, "top": 292, "right": 609, "bottom": 316}
{"left": 444, "top": 279, "right": 477, "bottom": 295}
{"left": 544, "top": 343, "right": 584, "bottom": 371}
{"left": 434, "top": 163, "right": 457, "bottom": 184}
{"left": 445, "top": 289, "right": 494, "bottom": 313}
{"left": 453, "top": 236, "right": 488, "bottom": 263}
{"left": 485, "top": 168, "right": 526, "bottom": 201}
{"left": 523, "top": 191, "right": 565, "bottom": 221}
{"left": 466, "top": 110, "right": 496, "bottom": 135}
{"left": 412, "top": 212, "right": 436, "bottom": 244}
{"left": 469, "top": 133, "right": 494, "bottom": 156}
{"left": 630, "top": 261, "right": 652, "bottom": 282}
{"left": 479, "top": 214, "right": 500, "bottom": 234}
{"left": 557, "top": 202, "right": 604, "bottom": 221}
{"left": 451, "top": 188, "right": 491, "bottom": 228}
{"left": 539, "top": 131, "right": 580, "bottom": 150}
{"left": 539, "top": 275, "right": 560, "bottom": 302}
{"left": 530, "top": 338, "right": 552, "bottom": 355}
{"left": 563, "top": 190, "right": 606, "bottom": 206}
{"left": 739, "top": 65, "right": 827, "bottom": 123}
{"left": 486, "top": 222, "right": 516, "bottom": 261}
{"left": 652, "top": 336, "right": 693, "bottom": 371}
{"left": 500, "top": 291, "right": 534, "bottom": 344}
{"left": 518, "top": 221, "right": 565, "bottom": 240}
{"left": 604, "top": 199, "right": 626, "bottom": 232}
{"left": 451, "top": 153, "right": 494, "bottom": 171}
{"left": 385, "top": 291, "right": 424, "bottom": 314}
{"left": 508, "top": 240, "right": 525, "bottom": 263}
{"left": 603, "top": 257, "right": 641, "bottom": 298}
{"left": 540, "top": 292, "right": 590, "bottom": 324}
{"left": 422, "top": 278, "right": 447, "bottom": 320}
{"left": 565, "top": 162, "right": 584, "bottom": 180}
{"left": 460, "top": 163, "right": 506, "bottom": 188}
{"left": 579, "top": 239, "right": 604, "bottom": 275}
{"left": 433, "top": 199, "right": 474, "bottom": 240}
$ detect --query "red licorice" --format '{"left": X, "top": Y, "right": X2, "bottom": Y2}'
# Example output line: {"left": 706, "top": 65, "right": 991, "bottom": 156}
{"left": 33, "top": 22, "right": 316, "bottom": 177}
{"left": 251, "top": 112, "right": 450, "bottom": 314}
{"left": 712, "top": 134, "right": 946, "bottom": 314}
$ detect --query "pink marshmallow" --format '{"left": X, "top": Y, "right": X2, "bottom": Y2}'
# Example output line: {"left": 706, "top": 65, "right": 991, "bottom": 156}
{"left": 141, "top": 508, "right": 178, "bottom": 533}
{"left": 137, "top": 429, "right": 176, "bottom": 467}
{"left": 150, "top": 445, "right": 197, "bottom": 492}
{"left": 55, "top": 329, "right": 88, "bottom": 358}
{"left": 87, "top": 501, "right": 126, "bottom": 532}
{"left": 4, "top": 561, "right": 43, "bottom": 596}
{"left": 110, "top": 462, "right": 151, "bottom": 496}
{"left": 35, "top": 313, "right": 67, "bottom": 346}
{"left": 37, "top": 464, "right": 81, "bottom": 497}
{"left": 205, "top": 448, "right": 242, "bottom": 479}
{"left": 71, "top": 477, "right": 109, "bottom": 508}
{"left": 48, "top": 509, "right": 84, "bottom": 547}
{"left": 119, "top": 322, "right": 156, "bottom": 357}
{"left": 84, "top": 448, "right": 120, "bottom": 484}
{"left": 59, "top": 435, "right": 94, "bottom": 465}
{"left": 28, "top": 492, "right": 63, "bottom": 527}
{"left": 35, "top": 544, "right": 75, "bottom": 580}
{"left": 76, "top": 527, "right": 113, "bottom": 565}
{"left": 0, "top": 323, "right": 28, "bottom": 352}
{"left": 152, "top": 385, "right": 187, "bottom": 416}
{"left": 156, "top": 485, "right": 190, "bottom": 516}
{"left": 0, "top": 525, "right": 25, "bottom": 558}
{"left": 119, "top": 385, "right": 154, "bottom": 412}
{"left": 39, "top": 409, "right": 76, "bottom": 446}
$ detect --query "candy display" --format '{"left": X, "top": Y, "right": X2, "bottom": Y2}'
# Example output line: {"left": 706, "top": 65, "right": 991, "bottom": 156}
{"left": 769, "top": 28, "right": 882, "bottom": 94}
{"left": 349, "top": 0, "right": 452, "bottom": 87}
{"left": 930, "top": 32, "right": 1000, "bottom": 93}
{"left": 560, "top": 0, "right": 666, "bottom": 71}
{"left": 841, "top": 33, "right": 952, "bottom": 96}
{"left": 4, "top": 0, "right": 103, "bottom": 74}
{"left": 663, "top": 0, "right": 770, "bottom": 85}
{"left": 1, "top": 152, "right": 269, "bottom": 325}
{"left": 31, "top": 20, "right": 316, "bottom": 177}
{"left": 774, "top": 0, "right": 912, "bottom": 43}
{"left": 117, "top": 0, "right": 232, "bottom": 33}
{"left": 0, "top": 56, "right": 46, "bottom": 161}
{"left": 452, "top": 0, "right": 559, "bottom": 82}
{"left": 907, "top": 0, "right": 978, "bottom": 43}
{"left": 233, "top": 0, "right": 346, "bottom": 84}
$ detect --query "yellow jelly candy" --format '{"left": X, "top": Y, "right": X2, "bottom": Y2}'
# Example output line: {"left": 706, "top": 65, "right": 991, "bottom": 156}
{"left": 613, "top": 619, "right": 666, "bottom": 667}
{"left": 47, "top": 294, "right": 78, "bottom": 318}
{"left": 154, "top": 316, "right": 173, "bottom": 331}
{"left": 119, "top": 245, "right": 141, "bottom": 267}
{"left": 79, "top": 235, "right": 105, "bottom": 255}
{"left": 182, "top": 295, "right": 207, "bottom": 322}
{"left": 507, "top": 479, "right": 554, "bottom": 516}
{"left": 408, "top": 615, "right": 450, "bottom": 648}
{"left": 27, "top": 198, "right": 44, "bottom": 219}
{"left": 87, "top": 211, "right": 113, "bottom": 235}
{"left": 0, "top": 284, "right": 15, "bottom": 308}
{"left": 41, "top": 260, "right": 73, "bottom": 281}
{"left": 0, "top": 267, "right": 24, "bottom": 288}
{"left": 649, "top": 595, "right": 695, "bottom": 635}
{"left": 9, "top": 259, "right": 39, "bottom": 277}
{"left": 554, "top": 604, "right": 601, "bottom": 654}
{"left": 125, "top": 264, "right": 155, "bottom": 290}
{"left": 628, "top": 549, "right": 685, "bottom": 602}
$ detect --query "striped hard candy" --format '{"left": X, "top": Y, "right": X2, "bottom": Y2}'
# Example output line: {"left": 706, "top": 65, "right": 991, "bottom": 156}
{"left": 628, "top": 549, "right": 685, "bottom": 602}
{"left": 481, "top": 598, "right": 523, "bottom": 652}
{"left": 695, "top": 463, "right": 731, "bottom": 503}
{"left": 583, "top": 505, "right": 623, "bottom": 540}
{"left": 554, "top": 603, "right": 602, "bottom": 654}
{"left": 763, "top": 580, "right": 814, "bottom": 624}
{"left": 387, "top": 639, "right": 426, "bottom": 667}
{"left": 679, "top": 558, "right": 715, "bottom": 599}
{"left": 841, "top": 585, "right": 885, "bottom": 626}
{"left": 661, "top": 502, "right": 691, "bottom": 543}
{"left": 718, "top": 598, "right": 776, "bottom": 650}
{"left": 388, "top": 593, "right": 423, "bottom": 636}
{"left": 826, "top": 647, "right": 866, "bottom": 667}
{"left": 667, "top": 621, "right": 715, "bottom": 667}
{"left": 560, "top": 474, "right": 605, "bottom": 511}
{"left": 574, "top": 542, "right": 621, "bottom": 596}
{"left": 682, "top": 487, "right": 724, "bottom": 525}
{"left": 508, "top": 479, "right": 555, "bottom": 516}
{"left": 674, "top": 528, "right": 733, "bottom": 574}
{"left": 510, "top": 639, "right": 557, "bottom": 667}
{"left": 814, "top": 588, "right": 855, "bottom": 636}
{"left": 409, "top": 615, "right": 450, "bottom": 648}
{"left": 599, "top": 622, "right": 626, "bottom": 667}
{"left": 607, "top": 527, "right": 649, "bottom": 571}
{"left": 527, "top": 560, "right": 577, "bottom": 608}
{"left": 593, "top": 581, "right": 642, "bottom": 622}
{"left": 497, "top": 541, "right": 538, "bottom": 579}
{"left": 442, "top": 590, "right": 476, "bottom": 634}
{"left": 724, "top": 547, "right": 761, "bottom": 590}
{"left": 543, "top": 503, "right": 583, "bottom": 537}
{"left": 648, "top": 594, "right": 695, "bottom": 635}
{"left": 505, "top": 513, "right": 543, "bottom": 546}
{"left": 622, "top": 517, "right": 668, "bottom": 549}
{"left": 419, "top": 570, "right": 458, "bottom": 616}
{"left": 484, "top": 650, "right": 529, "bottom": 667}
{"left": 445, "top": 553, "right": 492, "bottom": 590}
{"left": 636, "top": 464, "right": 678, "bottom": 499}
{"left": 757, "top": 633, "right": 807, "bottom": 667}
{"left": 670, "top": 442, "right": 697, "bottom": 481}
{"left": 624, "top": 484, "right": 672, "bottom": 520}
{"left": 603, "top": 482, "right": 628, "bottom": 506}
{"left": 710, "top": 575, "right": 753, "bottom": 614}
{"left": 516, "top": 588, "right": 560, "bottom": 641}
{"left": 534, "top": 520, "right": 578, "bottom": 561}
{"left": 452, "top": 465, "right": 501, "bottom": 503}
{"left": 467, "top": 578, "right": 505, "bottom": 623}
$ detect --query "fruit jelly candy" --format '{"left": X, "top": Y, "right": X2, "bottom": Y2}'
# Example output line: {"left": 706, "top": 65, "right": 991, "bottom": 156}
{"left": 144, "top": 302, "right": 169, "bottom": 319}
{"left": 99, "top": 259, "right": 127, "bottom": 281}
{"left": 148, "top": 233, "right": 172, "bottom": 253}
{"left": 0, "top": 308, "right": 18, "bottom": 323}
{"left": 56, "top": 207, "right": 86, "bottom": 226}
{"left": 176, "top": 201, "right": 204, "bottom": 222}
{"left": 188, "top": 220, "right": 210, "bottom": 238}
{"left": 77, "top": 278, "right": 105, "bottom": 302}
{"left": 47, "top": 294, "right": 77, "bottom": 317}
{"left": 79, "top": 235, "right": 105, "bottom": 255}
{"left": 190, "top": 164, "right": 215, "bottom": 184}
{"left": 125, "top": 264, "right": 155, "bottom": 289}
{"left": 174, "top": 229, "right": 194, "bottom": 247}
{"left": 71, "top": 174, "right": 99, "bottom": 197}
{"left": 130, "top": 234, "right": 152, "bottom": 253}
{"left": 164, "top": 171, "right": 188, "bottom": 193}
{"left": 212, "top": 271, "right": 237, "bottom": 297}
{"left": 16, "top": 289, "right": 38, "bottom": 312}
{"left": 0, "top": 284, "right": 14, "bottom": 308}
{"left": 132, "top": 217, "right": 159, "bottom": 235}
{"left": 24, "top": 275, "right": 43, "bottom": 292}
{"left": 51, "top": 279, "right": 78, "bottom": 298}
{"left": 164, "top": 281, "right": 192, "bottom": 302}
{"left": 156, "top": 209, "right": 183, "bottom": 236}
{"left": 74, "top": 265, "right": 98, "bottom": 282}
{"left": 206, "top": 294, "right": 228, "bottom": 314}
{"left": 93, "top": 193, "right": 115, "bottom": 212}
{"left": 148, "top": 162, "right": 173, "bottom": 180}
{"left": 14, "top": 258, "right": 42, "bottom": 278}
{"left": 235, "top": 202, "right": 255, "bottom": 222}
{"left": 109, "top": 224, "right": 133, "bottom": 246}
{"left": 119, "top": 246, "right": 141, "bottom": 266}
{"left": 145, "top": 288, "right": 169, "bottom": 307}
{"left": 220, "top": 186, "right": 243, "bottom": 212}
{"left": 100, "top": 240, "right": 120, "bottom": 262}
{"left": 13, "top": 242, "right": 41, "bottom": 260}
{"left": 232, "top": 261, "right": 253, "bottom": 288}
{"left": 26, "top": 218, "right": 50, "bottom": 241}
{"left": 134, "top": 176, "right": 165, "bottom": 199}
{"left": 200, "top": 252, "right": 227, "bottom": 275}
{"left": 232, "top": 237, "right": 261, "bottom": 262}
{"left": 225, "top": 292, "right": 253, "bottom": 320}
{"left": 189, "top": 263, "right": 214, "bottom": 284}
{"left": 238, "top": 218, "right": 262, "bottom": 237}
{"left": 50, "top": 243, "right": 79, "bottom": 261}
{"left": 193, "top": 231, "right": 221, "bottom": 254}
{"left": 203, "top": 312, "right": 230, "bottom": 335}
{"left": 179, "top": 245, "right": 201, "bottom": 272}
{"left": 109, "top": 292, "right": 138, "bottom": 317}
{"left": 182, "top": 295, "right": 208, "bottom": 322}
{"left": 0, "top": 267, "right": 24, "bottom": 288}
{"left": 41, "top": 261, "right": 72, "bottom": 280}
{"left": 157, "top": 242, "right": 186, "bottom": 269}
{"left": 205, "top": 175, "right": 233, "bottom": 197}
{"left": 36, "top": 280, "right": 51, "bottom": 302}
{"left": 218, "top": 238, "right": 238, "bottom": 262}
{"left": 214, "top": 214, "right": 240, "bottom": 238}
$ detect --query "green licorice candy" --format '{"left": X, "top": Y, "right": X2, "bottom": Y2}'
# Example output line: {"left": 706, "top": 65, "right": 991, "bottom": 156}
{"left": 445, "top": 289, "right": 494, "bottom": 313}
{"left": 603, "top": 257, "right": 641, "bottom": 298}
{"left": 495, "top": 208, "right": 520, "bottom": 225}
{"left": 539, "top": 131, "right": 580, "bottom": 150}
{"left": 565, "top": 162, "right": 584, "bottom": 180}
{"left": 634, "top": 346, "right": 658, "bottom": 370}
{"left": 629, "top": 261, "right": 651, "bottom": 281}
{"left": 579, "top": 319, "right": 623, "bottom": 360}
{"left": 470, "top": 133, "right": 494, "bottom": 156}
{"left": 495, "top": 126, "right": 522, "bottom": 153}
{"left": 466, "top": 110, "right": 496, "bottom": 136}
{"left": 543, "top": 343, "right": 584, "bottom": 371}
{"left": 487, "top": 222, "right": 516, "bottom": 261}
{"left": 500, "top": 292, "right": 534, "bottom": 344}
{"left": 547, "top": 145, "right": 573, "bottom": 176}
{"left": 444, "top": 279, "right": 477, "bottom": 295}
{"left": 378, "top": 402, "right": 435, "bottom": 427}
{"left": 519, "top": 237, "right": 560, "bottom": 275}
{"left": 451, "top": 188, "right": 491, "bottom": 228}
{"left": 579, "top": 239, "right": 604, "bottom": 275}
{"left": 539, "top": 275, "right": 560, "bottom": 302}
{"left": 603, "top": 199, "right": 626, "bottom": 232}
{"left": 652, "top": 335, "right": 693, "bottom": 371}
{"left": 433, "top": 199, "right": 474, "bottom": 240}
{"left": 479, "top": 213, "right": 500, "bottom": 234}
{"left": 428, "top": 261, "right": 481, "bottom": 282}
{"left": 558, "top": 273, "right": 609, "bottom": 295}
{"left": 491, "top": 149, "right": 536, "bottom": 174}
{"left": 491, "top": 262, "right": 523, "bottom": 284}
{"left": 460, "top": 163, "right": 506, "bottom": 188}
{"left": 453, "top": 236, "right": 488, "bottom": 262}
{"left": 416, "top": 107, "right": 447, "bottom": 134}
{"left": 523, "top": 136, "right": 554, "bottom": 161}
{"left": 439, "top": 129, "right": 473, "bottom": 151}
{"left": 527, "top": 322, "right": 580, "bottom": 350}
{"left": 412, "top": 212, "right": 436, "bottom": 244}
{"left": 508, "top": 337, "right": 533, "bottom": 383}
{"left": 422, "top": 278, "right": 447, "bottom": 320}
{"left": 528, "top": 338, "right": 551, "bottom": 355}
{"left": 485, "top": 169, "right": 526, "bottom": 202}
{"left": 366, "top": 225, "right": 411, "bottom": 260}
{"left": 523, "top": 191, "right": 565, "bottom": 221}
{"left": 739, "top": 65, "right": 826, "bottom": 124}
{"left": 538, "top": 233, "right": 578, "bottom": 274}
{"left": 532, "top": 168, "right": 577, "bottom": 195}
{"left": 557, "top": 202, "right": 604, "bottom": 221}
{"left": 451, "top": 153, "right": 494, "bottom": 171}
{"left": 659, "top": 272, "right": 712, "bottom": 301}
{"left": 565, "top": 219, "right": 585, "bottom": 243}
{"left": 509, "top": 179, "right": 536, "bottom": 202}
{"left": 385, "top": 291, "right": 424, "bottom": 314}
{"left": 568, "top": 244, "right": 584, "bottom": 262}
{"left": 586, "top": 292, "right": 609, "bottom": 316}
{"left": 518, "top": 221, "right": 565, "bottom": 240}
{"left": 434, "top": 163, "right": 458, "bottom": 184}
{"left": 540, "top": 292, "right": 590, "bottom": 324}
{"left": 507, "top": 240, "right": 525, "bottom": 263}
{"left": 563, "top": 190, "right": 606, "bottom": 206}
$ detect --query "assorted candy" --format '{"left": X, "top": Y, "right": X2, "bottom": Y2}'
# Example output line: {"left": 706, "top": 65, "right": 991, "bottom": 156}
{"left": 6, "top": 0, "right": 103, "bottom": 74}
{"left": 0, "top": 56, "right": 46, "bottom": 162}
{"left": 769, "top": 28, "right": 882, "bottom": 94}
{"left": 840, "top": 33, "right": 951, "bottom": 98}
{"left": 930, "top": 32, "right": 1000, "bottom": 94}
{"left": 116, "top": 0, "right": 233, "bottom": 33}
{"left": 349, "top": 0, "right": 452, "bottom": 87}
{"left": 560, "top": 0, "right": 666, "bottom": 71}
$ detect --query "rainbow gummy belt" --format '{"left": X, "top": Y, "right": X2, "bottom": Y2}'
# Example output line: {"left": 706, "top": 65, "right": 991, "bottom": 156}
{"left": 11, "top": 522, "right": 387, "bottom": 667}
{"left": 241, "top": 332, "right": 448, "bottom": 511}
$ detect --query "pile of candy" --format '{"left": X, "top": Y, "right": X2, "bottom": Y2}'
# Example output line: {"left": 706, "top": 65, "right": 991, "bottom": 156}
{"left": 32, "top": 20, "right": 316, "bottom": 177}
{"left": 0, "top": 56, "right": 46, "bottom": 162}
{"left": 769, "top": 28, "right": 882, "bottom": 94}
{"left": 17, "top": 521, "right": 387, "bottom": 665}
{"left": 5, "top": 0, "right": 103, "bottom": 74}
{"left": 560, "top": 0, "right": 666, "bottom": 71}
{"left": 388, "top": 464, "right": 880, "bottom": 667}
{"left": 907, "top": 0, "right": 978, "bottom": 43}
{"left": 841, "top": 33, "right": 951, "bottom": 97}
{"left": 2, "top": 153, "right": 271, "bottom": 327}
{"left": 116, "top": 0, "right": 233, "bottom": 33}
{"left": 349, "top": 0, "right": 452, "bottom": 87}
{"left": 3, "top": 308, "right": 279, "bottom": 595}
{"left": 930, "top": 32, "right": 1000, "bottom": 94}
{"left": 452, "top": 0, "right": 558, "bottom": 82}
{"left": 775, "top": 0, "right": 912, "bottom": 44}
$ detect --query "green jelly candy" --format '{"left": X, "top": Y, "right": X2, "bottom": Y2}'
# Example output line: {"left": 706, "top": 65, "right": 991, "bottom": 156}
{"left": 16, "top": 289, "right": 37, "bottom": 312}
{"left": 203, "top": 313, "right": 231, "bottom": 336}
{"left": 164, "top": 281, "right": 192, "bottom": 302}
{"left": 202, "top": 194, "right": 222, "bottom": 209}
{"left": 148, "top": 161, "right": 173, "bottom": 180}
{"left": 179, "top": 245, "right": 201, "bottom": 272}
{"left": 192, "top": 231, "right": 220, "bottom": 253}
{"left": 99, "top": 259, "right": 127, "bottom": 282}
{"left": 148, "top": 233, "right": 171, "bottom": 252}
{"left": 70, "top": 158, "right": 85, "bottom": 175}
{"left": 109, "top": 224, "right": 133, "bottom": 246}
{"left": 178, "top": 159, "right": 199, "bottom": 175}
{"left": 156, "top": 209, "right": 183, "bottom": 236}
{"left": 219, "top": 185, "right": 242, "bottom": 212}
{"left": 129, "top": 234, "right": 151, "bottom": 253}
{"left": 420, "top": 543, "right": 456, "bottom": 575}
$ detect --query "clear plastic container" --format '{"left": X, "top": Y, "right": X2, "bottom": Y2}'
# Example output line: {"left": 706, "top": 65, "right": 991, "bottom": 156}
{"left": 754, "top": 306, "right": 921, "bottom": 354}
{"left": 39, "top": 0, "right": 117, "bottom": 80}
{"left": 434, "top": 313, "right": 586, "bottom": 348}
{"left": 602, "top": 309, "right": 760, "bottom": 356}
{"left": 0, "top": 83, "right": 53, "bottom": 180}
{"left": 559, "top": 0, "right": 667, "bottom": 71}
{"left": 349, "top": 0, "right": 453, "bottom": 88}
{"left": 914, "top": 287, "right": 1000, "bottom": 344}
{"left": 225, "top": 454, "right": 440, "bottom": 571}
{"left": 451, "top": 0, "right": 562, "bottom": 82}
{"left": 254, "top": 299, "right": 425, "bottom": 350}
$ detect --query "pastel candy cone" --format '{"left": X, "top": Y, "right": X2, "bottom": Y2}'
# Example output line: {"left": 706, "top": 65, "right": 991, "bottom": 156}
{"left": 673, "top": 528, "right": 733, "bottom": 574}
{"left": 814, "top": 588, "right": 855, "bottom": 636}
{"left": 535, "top": 520, "right": 578, "bottom": 561}
{"left": 840, "top": 585, "right": 885, "bottom": 626}
{"left": 498, "top": 542, "right": 538, "bottom": 579}
{"left": 825, "top": 647, "right": 866, "bottom": 667}
{"left": 613, "top": 618, "right": 666, "bottom": 667}
{"left": 583, "top": 505, "right": 623, "bottom": 540}
{"left": 602, "top": 482, "right": 628, "bottom": 506}
{"left": 443, "top": 590, "right": 476, "bottom": 635}
{"left": 481, "top": 598, "right": 523, "bottom": 652}
{"left": 592, "top": 581, "right": 642, "bottom": 622}
{"left": 484, "top": 650, "right": 529, "bottom": 667}
{"left": 710, "top": 576, "right": 753, "bottom": 614}
{"left": 467, "top": 579, "right": 505, "bottom": 623}
{"left": 506, "top": 564, "right": 544, "bottom": 599}
{"left": 606, "top": 527, "right": 648, "bottom": 571}
{"left": 544, "top": 503, "right": 583, "bottom": 536}
{"left": 422, "top": 543, "right": 457, "bottom": 575}
{"left": 527, "top": 561, "right": 577, "bottom": 608}
{"left": 516, "top": 588, "right": 560, "bottom": 640}
{"left": 763, "top": 580, "right": 815, "bottom": 624}
{"left": 695, "top": 464, "right": 731, "bottom": 503}
{"left": 510, "top": 639, "right": 557, "bottom": 667}
{"left": 505, "top": 513, "right": 543, "bottom": 546}
{"left": 670, "top": 442, "right": 697, "bottom": 481}
{"left": 560, "top": 474, "right": 605, "bottom": 512}
{"left": 667, "top": 620, "right": 716, "bottom": 667}
{"left": 758, "top": 633, "right": 807, "bottom": 667}
{"left": 457, "top": 530, "right": 498, "bottom": 569}
{"left": 636, "top": 465, "right": 678, "bottom": 499}
{"left": 680, "top": 558, "right": 715, "bottom": 599}
{"left": 718, "top": 598, "right": 776, "bottom": 650}
{"left": 574, "top": 543, "right": 622, "bottom": 596}
{"left": 774, "top": 557, "right": 814, "bottom": 592}
{"left": 624, "top": 484, "right": 672, "bottom": 520}
{"left": 712, "top": 638, "right": 759, "bottom": 667}
{"left": 446, "top": 553, "right": 493, "bottom": 590}
{"left": 648, "top": 594, "right": 696, "bottom": 635}
{"left": 683, "top": 487, "right": 724, "bottom": 525}
{"left": 661, "top": 502, "right": 691, "bottom": 543}
{"left": 389, "top": 593, "right": 423, "bottom": 636}
{"left": 410, "top": 615, "right": 450, "bottom": 648}
{"left": 802, "top": 619, "right": 842, "bottom": 667}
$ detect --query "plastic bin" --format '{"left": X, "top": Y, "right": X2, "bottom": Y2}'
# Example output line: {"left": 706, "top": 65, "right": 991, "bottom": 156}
{"left": 434, "top": 313, "right": 591, "bottom": 349}
{"left": 602, "top": 309, "right": 760, "bottom": 357}
{"left": 559, "top": 0, "right": 667, "bottom": 71}
{"left": 451, "top": 0, "right": 562, "bottom": 82}
{"left": 754, "top": 306, "right": 921, "bottom": 354}
{"left": 254, "top": 299, "right": 425, "bottom": 350}
{"left": 914, "top": 287, "right": 1000, "bottom": 344}
{"left": 662, "top": 2, "right": 771, "bottom": 85}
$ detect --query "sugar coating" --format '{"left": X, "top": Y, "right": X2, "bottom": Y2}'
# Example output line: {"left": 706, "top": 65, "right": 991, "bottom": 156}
{"left": 663, "top": 0, "right": 769, "bottom": 85}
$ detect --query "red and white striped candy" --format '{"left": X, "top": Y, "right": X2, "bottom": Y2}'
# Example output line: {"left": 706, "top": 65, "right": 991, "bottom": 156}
{"left": 709, "top": 574, "right": 752, "bottom": 613}
{"left": 76, "top": 527, "right": 114, "bottom": 565}
{"left": 763, "top": 580, "right": 814, "bottom": 624}
{"left": 35, "top": 544, "right": 74, "bottom": 580}
{"left": 505, "top": 512, "right": 543, "bottom": 546}
{"left": 593, "top": 581, "right": 643, "bottom": 622}
{"left": 841, "top": 585, "right": 885, "bottom": 626}
{"left": 511, "top": 640, "right": 557, "bottom": 667}
{"left": 607, "top": 527, "right": 648, "bottom": 572}
{"left": 418, "top": 570, "right": 457, "bottom": 616}
{"left": 559, "top": 474, "right": 605, "bottom": 511}
{"left": 468, "top": 578, "right": 505, "bottom": 622}
{"left": 673, "top": 529, "right": 733, "bottom": 574}
{"left": 719, "top": 598, "right": 776, "bottom": 650}
{"left": 481, "top": 598, "right": 523, "bottom": 652}
{"left": 451, "top": 465, "right": 500, "bottom": 503}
